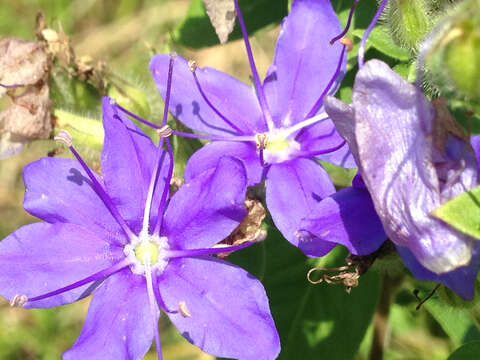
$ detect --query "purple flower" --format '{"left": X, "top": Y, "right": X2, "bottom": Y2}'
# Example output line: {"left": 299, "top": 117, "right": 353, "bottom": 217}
{"left": 300, "top": 174, "right": 480, "bottom": 300}
{"left": 0, "top": 94, "right": 280, "bottom": 359}
{"left": 147, "top": 0, "right": 355, "bottom": 256}
{"left": 309, "top": 59, "right": 480, "bottom": 298}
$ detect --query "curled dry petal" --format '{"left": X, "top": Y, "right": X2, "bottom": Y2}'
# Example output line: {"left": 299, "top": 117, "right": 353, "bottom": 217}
{"left": 325, "top": 59, "right": 478, "bottom": 274}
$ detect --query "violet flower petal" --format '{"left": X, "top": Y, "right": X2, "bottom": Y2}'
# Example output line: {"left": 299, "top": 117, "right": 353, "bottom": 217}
{"left": 184, "top": 141, "right": 262, "bottom": 186}
{"left": 0, "top": 222, "right": 122, "bottom": 308}
{"left": 102, "top": 97, "right": 169, "bottom": 230}
{"left": 397, "top": 244, "right": 480, "bottom": 301}
{"left": 296, "top": 118, "right": 356, "bottom": 168}
{"left": 163, "top": 156, "right": 247, "bottom": 249}
{"left": 263, "top": 0, "right": 345, "bottom": 127}
{"left": 159, "top": 256, "right": 280, "bottom": 360}
{"left": 150, "top": 54, "right": 265, "bottom": 136}
{"left": 23, "top": 157, "right": 123, "bottom": 246}
{"left": 63, "top": 269, "right": 154, "bottom": 360}
{"left": 325, "top": 59, "right": 478, "bottom": 273}
{"left": 266, "top": 158, "right": 335, "bottom": 251}
{"left": 300, "top": 186, "right": 386, "bottom": 256}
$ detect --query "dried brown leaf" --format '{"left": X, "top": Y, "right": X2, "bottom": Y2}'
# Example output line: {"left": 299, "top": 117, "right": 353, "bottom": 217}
{"left": 202, "top": 0, "right": 236, "bottom": 44}
{"left": 0, "top": 37, "right": 51, "bottom": 158}
{"left": 0, "top": 37, "right": 48, "bottom": 96}
{"left": 218, "top": 197, "right": 267, "bottom": 258}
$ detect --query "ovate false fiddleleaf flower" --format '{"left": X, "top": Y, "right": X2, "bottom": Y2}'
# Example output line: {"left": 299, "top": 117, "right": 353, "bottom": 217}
{"left": 0, "top": 59, "right": 279, "bottom": 360}
{"left": 146, "top": 0, "right": 354, "bottom": 256}
{"left": 320, "top": 59, "right": 480, "bottom": 295}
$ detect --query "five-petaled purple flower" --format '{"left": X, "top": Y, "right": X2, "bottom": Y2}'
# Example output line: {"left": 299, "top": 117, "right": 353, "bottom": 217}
{"left": 300, "top": 59, "right": 480, "bottom": 299}
{"left": 0, "top": 92, "right": 280, "bottom": 359}
{"left": 146, "top": 0, "right": 355, "bottom": 256}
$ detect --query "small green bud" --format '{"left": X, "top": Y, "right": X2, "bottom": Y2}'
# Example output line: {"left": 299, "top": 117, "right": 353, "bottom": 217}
{"left": 444, "top": 20, "right": 480, "bottom": 102}
{"left": 107, "top": 82, "right": 151, "bottom": 120}
{"left": 54, "top": 109, "right": 104, "bottom": 150}
{"left": 424, "top": 0, "right": 480, "bottom": 103}
{"left": 386, "top": 0, "right": 432, "bottom": 52}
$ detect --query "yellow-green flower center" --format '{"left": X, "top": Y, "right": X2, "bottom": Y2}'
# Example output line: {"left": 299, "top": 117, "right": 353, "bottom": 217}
{"left": 134, "top": 241, "right": 160, "bottom": 265}
{"left": 266, "top": 136, "right": 289, "bottom": 153}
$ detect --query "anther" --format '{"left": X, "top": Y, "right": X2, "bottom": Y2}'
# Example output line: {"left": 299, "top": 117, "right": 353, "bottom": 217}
{"left": 340, "top": 37, "right": 353, "bottom": 52}
{"left": 188, "top": 60, "right": 197, "bottom": 73}
{"left": 10, "top": 294, "right": 28, "bottom": 307}
{"left": 170, "top": 51, "right": 178, "bottom": 60}
{"left": 54, "top": 130, "right": 73, "bottom": 147}
{"left": 255, "top": 133, "right": 268, "bottom": 150}
{"left": 157, "top": 125, "right": 173, "bottom": 138}
{"left": 178, "top": 301, "right": 191, "bottom": 317}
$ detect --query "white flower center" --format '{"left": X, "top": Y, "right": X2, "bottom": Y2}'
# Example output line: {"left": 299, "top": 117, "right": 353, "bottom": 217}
{"left": 124, "top": 232, "right": 169, "bottom": 275}
{"left": 258, "top": 128, "right": 301, "bottom": 164}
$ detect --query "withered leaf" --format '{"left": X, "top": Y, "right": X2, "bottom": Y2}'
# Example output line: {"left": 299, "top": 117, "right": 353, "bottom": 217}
{"left": 0, "top": 37, "right": 48, "bottom": 96}
{"left": 1, "top": 84, "right": 51, "bottom": 139}
{"left": 218, "top": 197, "right": 267, "bottom": 258}
{"left": 0, "top": 37, "right": 51, "bottom": 158}
{"left": 202, "top": 0, "right": 236, "bottom": 44}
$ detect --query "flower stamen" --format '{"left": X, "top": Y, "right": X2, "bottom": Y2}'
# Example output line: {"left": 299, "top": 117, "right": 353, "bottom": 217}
{"left": 144, "top": 258, "right": 163, "bottom": 360}
{"left": 0, "top": 82, "right": 22, "bottom": 89}
{"left": 188, "top": 59, "right": 244, "bottom": 134}
{"left": 55, "top": 130, "right": 136, "bottom": 241}
{"left": 233, "top": 0, "right": 275, "bottom": 131}
{"left": 305, "top": 46, "right": 347, "bottom": 120}
{"left": 358, "top": 0, "right": 388, "bottom": 68}
{"left": 165, "top": 241, "right": 252, "bottom": 259}
{"left": 143, "top": 54, "right": 175, "bottom": 234}
{"left": 330, "top": 0, "right": 359, "bottom": 45}
{"left": 25, "top": 259, "right": 131, "bottom": 304}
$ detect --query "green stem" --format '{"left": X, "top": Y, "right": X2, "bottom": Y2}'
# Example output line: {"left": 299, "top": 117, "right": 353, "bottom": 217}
{"left": 368, "top": 273, "right": 404, "bottom": 360}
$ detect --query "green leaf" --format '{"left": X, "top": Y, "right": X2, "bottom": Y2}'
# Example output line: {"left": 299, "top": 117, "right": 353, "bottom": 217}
{"left": 170, "top": 121, "right": 203, "bottom": 178}
{"left": 431, "top": 185, "right": 480, "bottom": 240}
{"left": 174, "top": 0, "right": 288, "bottom": 48}
{"left": 228, "top": 226, "right": 380, "bottom": 359}
{"left": 424, "top": 298, "right": 480, "bottom": 347}
{"left": 448, "top": 341, "right": 480, "bottom": 360}
{"left": 352, "top": 27, "right": 410, "bottom": 61}
{"left": 320, "top": 160, "right": 356, "bottom": 188}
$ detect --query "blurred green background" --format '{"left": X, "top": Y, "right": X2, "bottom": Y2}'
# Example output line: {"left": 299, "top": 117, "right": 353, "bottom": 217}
{"left": 1, "top": 0, "right": 480, "bottom": 359}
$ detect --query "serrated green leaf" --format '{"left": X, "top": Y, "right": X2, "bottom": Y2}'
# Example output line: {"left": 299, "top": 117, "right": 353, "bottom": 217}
{"left": 228, "top": 226, "right": 380, "bottom": 360}
{"left": 431, "top": 185, "right": 480, "bottom": 240}
{"left": 448, "top": 341, "right": 480, "bottom": 360}
{"left": 174, "top": 0, "right": 288, "bottom": 48}
{"left": 352, "top": 28, "right": 410, "bottom": 61}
